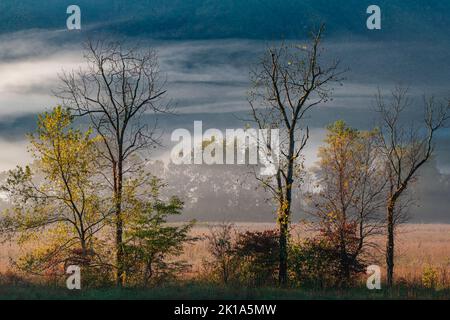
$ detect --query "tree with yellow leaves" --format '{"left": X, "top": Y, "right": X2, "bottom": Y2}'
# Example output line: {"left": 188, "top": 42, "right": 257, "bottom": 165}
{"left": 310, "top": 120, "right": 385, "bottom": 287}
{"left": 1, "top": 106, "right": 110, "bottom": 279}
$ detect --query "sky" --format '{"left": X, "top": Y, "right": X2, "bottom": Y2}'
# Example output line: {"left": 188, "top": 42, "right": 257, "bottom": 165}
{"left": 0, "top": 1, "right": 449, "bottom": 221}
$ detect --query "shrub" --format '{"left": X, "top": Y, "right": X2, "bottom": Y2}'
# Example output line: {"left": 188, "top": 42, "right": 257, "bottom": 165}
{"left": 289, "top": 238, "right": 341, "bottom": 288}
{"left": 233, "top": 230, "right": 279, "bottom": 286}
{"left": 204, "top": 223, "right": 237, "bottom": 285}
{"left": 422, "top": 265, "right": 438, "bottom": 289}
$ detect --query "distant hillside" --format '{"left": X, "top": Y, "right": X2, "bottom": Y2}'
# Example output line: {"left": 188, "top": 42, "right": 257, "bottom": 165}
{"left": 0, "top": 0, "right": 449, "bottom": 40}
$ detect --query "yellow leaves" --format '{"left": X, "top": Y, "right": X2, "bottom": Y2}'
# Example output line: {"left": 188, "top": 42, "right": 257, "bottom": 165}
{"left": 14, "top": 222, "right": 75, "bottom": 274}
{"left": 314, "top": 120, "right": 381, "bottom": 225}
{"left": 318, "top": 121, "right": 375, "bottom": 175}
{"left": 422, "top": 264, "right": 439, "bottom": 289}
{"left": 27, "top": 106, "right": 99, "bottom": 192}
{"left": 3, "top": 106, "right": 106, "bottom": 274}
{"left": 202, "top": 137, "right": 216, "bottom": 150}
{"left": 277, "top": 200, "right": 290, "bottom": 227}
{"left": 326, "top": 211, "right": 338, "bottom": 220}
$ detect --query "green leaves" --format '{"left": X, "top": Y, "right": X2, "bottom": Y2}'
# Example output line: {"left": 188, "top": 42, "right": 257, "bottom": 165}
{"left": 122, "top": 187, "right": 195, "bottom": 286}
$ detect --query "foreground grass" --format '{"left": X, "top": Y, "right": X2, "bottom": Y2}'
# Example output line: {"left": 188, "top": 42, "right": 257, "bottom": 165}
{"left": 0, "top": 283, "right": 449, "bottom": 300}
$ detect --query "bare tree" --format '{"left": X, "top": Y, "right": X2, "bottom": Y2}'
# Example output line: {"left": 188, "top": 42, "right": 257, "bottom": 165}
{"left": 247, "top": 25, "right": 344, "bottom": 286}
{"left": 57, "top": 40, "right": 169, "bottom": 286}
{"left": 375, "top": 87, "right": 449, "bottom": 287}
{"left": 204, "top": 223, "right": 236, "bottom": 285}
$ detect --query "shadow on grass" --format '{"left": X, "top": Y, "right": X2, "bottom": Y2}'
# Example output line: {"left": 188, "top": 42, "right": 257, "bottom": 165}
{"left": 0, "top": 282, "right": 449, "bottom": 300}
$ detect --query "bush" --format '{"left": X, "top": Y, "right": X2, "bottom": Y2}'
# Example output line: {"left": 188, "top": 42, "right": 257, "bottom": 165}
{"left": 422, "top": 265, "right": 438, "bottom": 289}
{"left": 233, "top": 230, "right": 279, "bottom": 286}
{"left": 289, "top": 238, "right": 341, "bottom": 288}
{"left": 203, "top": 223, "right": 237, "bottom": 285}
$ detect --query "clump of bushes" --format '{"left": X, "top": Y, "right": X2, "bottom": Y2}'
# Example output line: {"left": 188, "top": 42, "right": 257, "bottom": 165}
{"left": 203, "top": 225, "right": 279, "bottom": 287}
{"left": 0, "top": 270, "right": 31, "bottom": 287}
{"left": 204, "top": 225, "right": 368, "bottom": 289}
{"left": 289, "top": 238, "right": 340, "bottom": 288}
{"left": 289, "top": 233, "right": 366, "bottom": 288}
{"left": 233, "top": 230, "right": 279, "bottom": 286}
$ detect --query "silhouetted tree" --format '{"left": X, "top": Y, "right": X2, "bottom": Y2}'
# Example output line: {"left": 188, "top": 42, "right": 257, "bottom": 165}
{"left": 375, "top": 87, "right": 449, "bottom": 287}
{"left": 247, "top": 25, "right": 344, "bottom": 286}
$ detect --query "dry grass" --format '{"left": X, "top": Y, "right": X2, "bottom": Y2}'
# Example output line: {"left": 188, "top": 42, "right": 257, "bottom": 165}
{"left": 393, "top": 224, "right": 450, "bottom": 285}
{"left": 180, "top": 223, "right": 450, "bottom": 286}
{"left": 1, "top": 223, "right": 449, "bottom": 287}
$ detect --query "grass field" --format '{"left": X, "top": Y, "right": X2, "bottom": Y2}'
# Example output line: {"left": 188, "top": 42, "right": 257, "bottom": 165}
{"left": 180, "top": 223, "right": 450, "bottom": 286}
{"left": 0, "top": 223, "right": 449, "bottom": 299}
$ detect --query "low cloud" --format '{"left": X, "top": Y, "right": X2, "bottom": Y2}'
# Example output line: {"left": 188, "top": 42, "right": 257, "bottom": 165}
{"left": 0, "top": 30, "right": 449, "bottom": 222}
{"left": 0, "top": 139, "right": 30, "bottom": 172}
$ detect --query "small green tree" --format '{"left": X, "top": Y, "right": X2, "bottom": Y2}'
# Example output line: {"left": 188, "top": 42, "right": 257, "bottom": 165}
{"left": 123, "top": 177, "right": 195, "bottom": 286}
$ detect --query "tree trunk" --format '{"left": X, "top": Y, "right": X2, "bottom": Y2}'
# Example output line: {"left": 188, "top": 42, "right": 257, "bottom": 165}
{"left": 115, "top": 159, "right": 125, "bottom": 287}
{"left": 278, "top": 134, "right": 295, "bottom": 287}
{"left": 339, "top": 232, "right": 350, "bottom": 287}
{"left": 386, "top": 203, "right": 395, "bottom": 287}
{"left": 278, "top": 175, "right": 293, "bottom": 287}
{"left": 222, "top": 262, "right": 228, "bottom": 285}
{"left": 278, "top": 217, "right": 288, "bottom": 287}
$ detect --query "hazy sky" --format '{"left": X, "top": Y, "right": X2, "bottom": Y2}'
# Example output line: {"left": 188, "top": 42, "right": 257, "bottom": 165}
{"left": 0, "top": 1, "right": 449, "bottom": 221}
{"left": 1, "top": 30, "right": 448, "bottom": 170}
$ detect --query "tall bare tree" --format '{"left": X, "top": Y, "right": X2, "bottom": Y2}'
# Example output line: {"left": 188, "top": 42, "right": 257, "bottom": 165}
{"left": 375, "top": 87, "right": 449, "bottom": 287}
{"left": 57, "top": 40, "right": 169, "bottom": 286}
{"left": 248, "top": 25, "right": 344, "bottom": 286}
